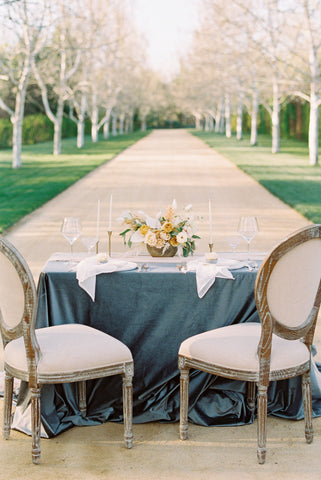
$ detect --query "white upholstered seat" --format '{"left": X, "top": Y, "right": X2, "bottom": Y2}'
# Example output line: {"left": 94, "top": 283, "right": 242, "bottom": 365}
{"left": 178, "top": 225, "right": 321, "bottom": 464}
{"left": 0, "top": 237, "right": 134, "bottom": 465}
{"left": 4, "top": 324, "right": 132, "bottom": 376}
{"left": 179, "top": 323, "right": 310, "bottom": 373}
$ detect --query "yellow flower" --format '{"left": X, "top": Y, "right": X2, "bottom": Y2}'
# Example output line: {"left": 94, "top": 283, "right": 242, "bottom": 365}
{"left": 156, "top": 238, "right": 165, "bottom": 248}
{"left": 139, "top": 225, "right": 149, "bottom": 235}
{"left": 165, "top": 206, "right": 175, "bottom": 222}
{"left": 162, "top": 221, "right": 173, "bottom": 233}
{"left": 170, "top": 236, "right": 179, "bottom": 246}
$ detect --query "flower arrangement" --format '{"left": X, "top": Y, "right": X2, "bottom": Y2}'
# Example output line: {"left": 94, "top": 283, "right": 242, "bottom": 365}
{"left": 118, "top": 201, "right": 200, "bottom": 257}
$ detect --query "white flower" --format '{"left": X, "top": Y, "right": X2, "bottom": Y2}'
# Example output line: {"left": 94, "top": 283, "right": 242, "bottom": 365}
{"left": 184, "top": 204, "right": 193, "bottom": 212}
{"left": 177, "top": 231, "right": 188, "bottom": 244}
{"left": 130, "top": 230, "right": 145, "bottom": 243}
{"left": 144, "top": 231, "right": 157, "bottom": 246}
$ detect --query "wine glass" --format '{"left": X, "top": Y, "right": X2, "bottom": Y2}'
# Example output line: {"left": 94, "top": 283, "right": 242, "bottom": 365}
{"left": 225, "top": 234, "right": 241, "bottom": 253}
{"left": 81, "top": 235, "right": 98, "bottom": 254}
{"left": 61, "top": 217, "right": 81, "bottom": 254}
{"left": 237, "top": 216, "right": 259, "bottom": 260}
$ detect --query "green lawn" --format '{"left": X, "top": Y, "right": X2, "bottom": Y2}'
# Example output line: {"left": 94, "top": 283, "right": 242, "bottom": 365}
{"left": 0, "top": 131, "right": 149, "bottom": 233}
{"left": 192, "top": 131, "right": 321, "bottom": 224}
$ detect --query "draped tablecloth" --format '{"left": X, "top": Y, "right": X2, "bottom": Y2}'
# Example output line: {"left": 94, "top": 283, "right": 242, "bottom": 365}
{"left": 13, "top": 256, "right": 321, "bottom": 437}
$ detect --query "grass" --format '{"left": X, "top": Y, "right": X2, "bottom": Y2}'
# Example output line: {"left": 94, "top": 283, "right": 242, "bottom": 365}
{"left": 191, "top": 131, "right": 321, "bottom": 224}
{"left": 0, "top": 131, "right": 149, "bottom": 233}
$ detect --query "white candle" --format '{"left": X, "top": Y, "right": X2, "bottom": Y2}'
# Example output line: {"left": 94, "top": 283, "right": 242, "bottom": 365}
{"left": 108, "top": 194, "right": 113, "bottom": 230}
{"left": 209, "top": 199, "right": 213, "bottom": 243}
{"left": 96, "top": 199, "right": 100, "bottom": 239}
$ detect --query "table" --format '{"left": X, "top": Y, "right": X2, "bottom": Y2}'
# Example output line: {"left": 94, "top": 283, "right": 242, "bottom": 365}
{"left": 13, "top": 254, "right": 321, "bottom": 437}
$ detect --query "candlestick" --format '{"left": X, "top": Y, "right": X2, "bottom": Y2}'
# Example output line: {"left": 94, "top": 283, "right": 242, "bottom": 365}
{"left": 208, "top": 199, "right": 213, "bottom": 244}
{"left": 208, "top": 243, "right": 214, "bottom": 253}
{"left": 108, "top": 194, "right": 113, "bottom": 230}
{"left": 107, "top": 230, "right": 112, "bottom": 257}
{"left": 95, "top": 240, "right": 99, "bottom": 254}
{"left": 96, "top": 199, "right": 100, "bottom": 240}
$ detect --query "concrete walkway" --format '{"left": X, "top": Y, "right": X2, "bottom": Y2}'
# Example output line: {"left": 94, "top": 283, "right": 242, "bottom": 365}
{"left": 1, "top": 129, "right": 320, "bottom": 479}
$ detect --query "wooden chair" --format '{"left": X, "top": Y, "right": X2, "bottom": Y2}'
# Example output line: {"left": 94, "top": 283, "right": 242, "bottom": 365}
{"left": 0, "top": 237, "right": 134, "bottom": 464}
{"left": 178, "top": 224, "right": 321, "bottom": 463}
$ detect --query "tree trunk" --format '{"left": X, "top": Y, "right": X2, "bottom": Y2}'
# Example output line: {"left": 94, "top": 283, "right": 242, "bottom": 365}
{"left": 250, "top": 84, "right": 259, "bottom": 146}
{"left": 271, "top": 79, "right": 280, "bottom": 153}
{"left": 53, "top": 97, "right": 64, "bottom": 155}
{"left": 12, "top": 88, "right": 26, "bottom": 168}
{"left": 225, "top": 94, "right": 231, "bottom": 138}
{"left": 77, "top": 120, "right": 85, "bottom": 148}
{"left": 119, "top": 112, "right": 125, "bottom": 134}
{"left": 103, "top": 121, "right": 109, "bottom": 139}
{"left": 215, "top": 102, "right": 222, "bottom": 133}
{"left": 91, "top": 92, "right": 99, "bottom": 143}
{"left": 236, "top": 96, "right": 243, "bottom": 140}
{"left": 140, "top": 115, "right": 147, "bottom": 132}
{"left": 309, "top": 86, "right": 319, "bottom": 166}
{"left": 112, "top": 112, "right": 117, "bottom": 136}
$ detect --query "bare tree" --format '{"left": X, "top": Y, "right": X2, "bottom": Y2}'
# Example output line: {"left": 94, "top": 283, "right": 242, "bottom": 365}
{"left": 32, "top": 0, "right": 81, "bottom": 155}
{"left": 0, "top": 0, "right": 48, "bottom": 168}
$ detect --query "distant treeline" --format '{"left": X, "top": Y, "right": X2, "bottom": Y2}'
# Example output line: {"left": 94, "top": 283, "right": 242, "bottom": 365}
{"left": 0, "top": 101, "right": 314, "bottom": 149}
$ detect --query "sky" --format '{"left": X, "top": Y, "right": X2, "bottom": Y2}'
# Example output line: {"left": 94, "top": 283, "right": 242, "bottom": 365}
{"left": 133, "top": 0, "right": 201, "bottom": 78}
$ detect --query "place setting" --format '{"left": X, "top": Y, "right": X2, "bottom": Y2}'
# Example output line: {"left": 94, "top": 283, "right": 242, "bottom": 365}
{"left": 49, "top": 197, "right": 264, "bottom": 302}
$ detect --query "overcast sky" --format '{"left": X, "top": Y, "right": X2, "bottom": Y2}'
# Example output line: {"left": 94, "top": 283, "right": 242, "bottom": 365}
{"left": 133, "top": 0, "right": 201, "bottom": 78}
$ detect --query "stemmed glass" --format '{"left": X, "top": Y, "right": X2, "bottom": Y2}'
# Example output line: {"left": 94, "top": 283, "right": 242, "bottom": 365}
{"left": 61, "top": 217, "right": 81, "bottom": 254}
{"left": 81, "top": 235, "right": 98, "bottom": 254}
{"left": 237, "top": 216, "right": 259, "bottom": 260}
{"left": 225, "top": 234, "right": 241, "bottom": 253}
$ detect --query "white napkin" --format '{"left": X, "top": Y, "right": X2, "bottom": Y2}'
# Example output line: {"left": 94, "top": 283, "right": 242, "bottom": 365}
{"left": 76, "top": 257, "right": 117, "bottom": 301}
{"left": 186, "top": 260, "right": 235, "bottom": 298}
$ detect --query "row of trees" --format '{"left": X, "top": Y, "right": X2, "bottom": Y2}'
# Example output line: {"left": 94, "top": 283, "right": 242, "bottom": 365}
{"left": 1, "top": 0, "right": 321, "bottom": 168}
{"left": 173, "top": 0, "right": 321, "bottom": 166}
{"left": 0, "top": 0, "right": 166, "bottom": 168}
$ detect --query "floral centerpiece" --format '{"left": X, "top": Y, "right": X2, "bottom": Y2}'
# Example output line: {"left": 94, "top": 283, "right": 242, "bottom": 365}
{"left": 118, "top": 201, "right": 200, "bottom": 257}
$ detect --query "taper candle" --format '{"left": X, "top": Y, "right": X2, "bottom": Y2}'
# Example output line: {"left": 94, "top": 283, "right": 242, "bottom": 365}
{"left": 108, "top": 194, "right": 113, "bottom": 230}
{"left": 209, "top": 199, "right": 213, "bottom": 244}
{"left": 96, "top": 199, "right": 100, "bottom": 239}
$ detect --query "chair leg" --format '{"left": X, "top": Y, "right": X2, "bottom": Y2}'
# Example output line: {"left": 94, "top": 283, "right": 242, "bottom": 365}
{"left": 302, "top": 371, "right": 313, "bottom": 444}
{"left": 122, "top": 363, "right": 133, "bottom": 449}
{"left": 179, "top": 365, "right": 190, "bottom": 440}
{"left": 31, "top": 386, "right": 41, "bottom": 465}
{"left": 78, "top": 381, "right": 87, "bottom": 417}
{"left": 247, "top": 382, "right": 256, "bottom": 411}
{"left": 3, "top": 372, "right": 14, "bottom": 440}
{"left": 257, "top": 384, "right": 267, "bottom": 464}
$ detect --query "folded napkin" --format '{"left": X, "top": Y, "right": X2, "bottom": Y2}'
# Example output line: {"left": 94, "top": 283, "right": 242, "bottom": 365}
{"left": 76, "top": 257, "right": 118, "bottom": 301}
{"left": 186, "top": 260, "right": 235, "bottom": 298}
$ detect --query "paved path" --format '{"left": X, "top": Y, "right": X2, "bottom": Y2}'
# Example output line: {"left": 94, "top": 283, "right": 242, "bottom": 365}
{"left": 2, "top": 129, "right": 319, "bottom": 480}
{"left": 5, "top": 129, "right": 309, "bottom": 281}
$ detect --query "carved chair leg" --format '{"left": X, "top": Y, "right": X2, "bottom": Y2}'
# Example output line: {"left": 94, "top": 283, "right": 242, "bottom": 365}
{"left": 31, "top": 386, "right": 41, "bottom": 465}
{"left": 122, "top": 363, "right": 133, "bottom": 449}
{"left": 247, "top": 382, "right": 256, "bottom": 411}
{"left": 302, "top": 372, "right": 313, "bottom": 444}
{"left": 78, "top": 381, "right": 87, "bottom": 418}
{"left": 179, "top": 365, "right": 190, "bottom": 440}
{"left": 3, "top": 372, "right": 14, "bottom": 440}
{"left": 257, "top": 384, "right": 267, "bottom": 464}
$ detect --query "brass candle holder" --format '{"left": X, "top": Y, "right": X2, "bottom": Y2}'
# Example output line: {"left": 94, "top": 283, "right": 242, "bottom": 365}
{"left": 107, "top": 230, "right": 112, "bottom": 257}
{"left": 208, "top": 243, "right": 214, "bottom": 253}
{"left": 95, "top": 240, "right": 99, "bottom": 254}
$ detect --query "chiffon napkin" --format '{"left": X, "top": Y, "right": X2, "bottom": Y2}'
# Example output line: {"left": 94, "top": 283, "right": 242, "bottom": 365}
{"left": 76, "top": 257, "right": 118, "bottom": 301}
{"left": 186, "top": 260, "right": 235, "bottom": 298}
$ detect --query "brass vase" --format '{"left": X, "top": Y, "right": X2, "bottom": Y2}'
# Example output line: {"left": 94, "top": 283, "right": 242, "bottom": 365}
{"left": 146, "top": 244, "right": 178, "bottom": 257}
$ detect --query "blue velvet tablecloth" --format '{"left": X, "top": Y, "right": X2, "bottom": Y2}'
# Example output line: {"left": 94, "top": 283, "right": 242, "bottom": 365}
{"left": 14, "top": 256, "right": 321, "bottom": 437}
